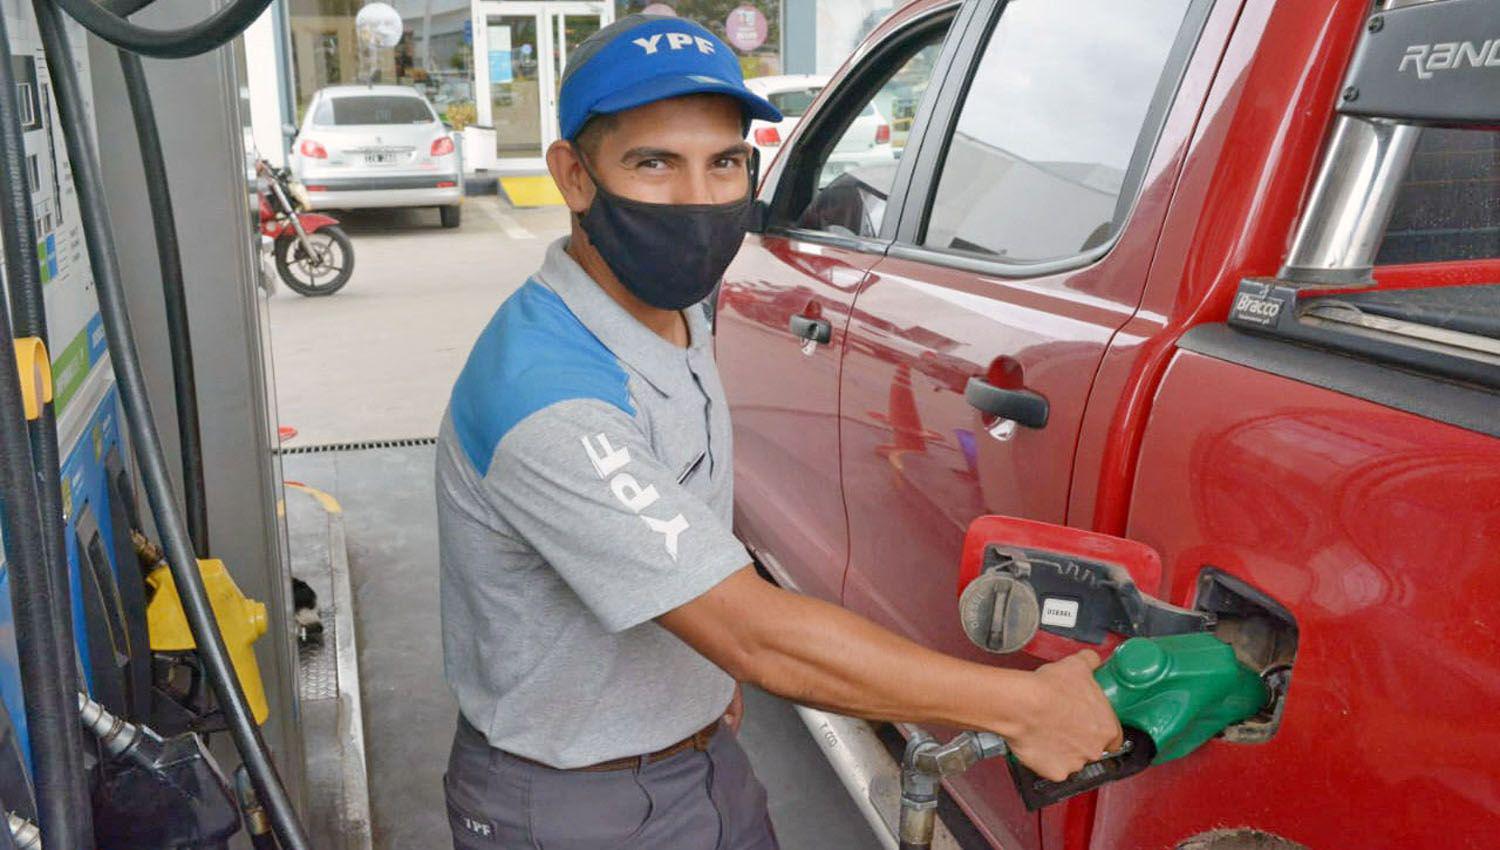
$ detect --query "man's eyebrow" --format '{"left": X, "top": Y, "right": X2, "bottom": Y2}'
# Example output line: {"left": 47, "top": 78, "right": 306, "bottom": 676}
{"left": 714, "top": 142, "right": 754, "bottom": 159}
{"left": 619, "top": 146, "right": 683, "bottom": 163}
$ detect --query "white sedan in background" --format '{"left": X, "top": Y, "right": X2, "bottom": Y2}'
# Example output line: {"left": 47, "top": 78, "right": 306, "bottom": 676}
{"left": 288, "top": 85, "right": 464, "bottom": 228}
{"left": 744, "top": 74, "right": 896, "bottom": 184}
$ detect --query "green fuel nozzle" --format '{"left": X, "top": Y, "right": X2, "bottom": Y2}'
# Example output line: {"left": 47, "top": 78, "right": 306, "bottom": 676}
{"left": 898, "top": 634, "right": 1272, "bottom": 848}
{"left": 1008, "top": 632, "right": 1270, "bottom": 810}
{"left": 1097, "top": 633, "right": 1269, "bottom": 763}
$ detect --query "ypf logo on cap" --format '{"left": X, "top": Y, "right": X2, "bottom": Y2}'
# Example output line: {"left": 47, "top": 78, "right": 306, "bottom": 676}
{"left": 558, "top": 14, "right": 781, "bottom": 140}
{"left": 629, "top": 30, "right": 719, "bottom": 55}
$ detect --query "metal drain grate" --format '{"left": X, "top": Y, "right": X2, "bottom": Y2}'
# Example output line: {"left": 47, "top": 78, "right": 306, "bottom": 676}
{"left": 297, "top": 607, "right": 339, "bottom": 702}
{"left": 276, "top": 436, "right": 438, "bottom": 455}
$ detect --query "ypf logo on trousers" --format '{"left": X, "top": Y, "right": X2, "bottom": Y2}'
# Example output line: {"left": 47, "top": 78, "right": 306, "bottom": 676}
{"left": 582, "top": 432, "right": 690, "bottom": 561}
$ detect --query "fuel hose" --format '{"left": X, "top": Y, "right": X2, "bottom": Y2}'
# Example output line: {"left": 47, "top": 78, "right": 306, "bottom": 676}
{"left": 50, "top": 0, "right": 273, "bottom": 59}
{"left": 118, "top": 47, "right": 211, "bottom": 557}
{"left": 31, "top": 4, "right": 312, "bottom": 849}
{"left": 0, "top": 9, "right": 96, "bottom": 849}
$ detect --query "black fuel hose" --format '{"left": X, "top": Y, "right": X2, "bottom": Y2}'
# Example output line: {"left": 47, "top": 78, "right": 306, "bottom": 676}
{"left": 51, "top": 0, "right": 272, "bottom": 58}
{"left": 0, "top": 9, "right": 96, "bottom": 849}
{"left": 30, "top": 4, "right": 312, "bottom": 849}
{"left": 102, "top": 0, "right": 156, "bottom": 16}
{"left": 118, "top": 48, "right": 210, "bottom": 556}
{"left": 0, "top": 229, "right": 83, "bottom": 850}
{"left": 106, "top": 0, "right": 210, "bottom": 566}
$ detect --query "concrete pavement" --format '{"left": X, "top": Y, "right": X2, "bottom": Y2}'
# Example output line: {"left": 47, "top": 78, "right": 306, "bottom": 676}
{"left": 267, "top": 197, "right": 570, "bottom": 446}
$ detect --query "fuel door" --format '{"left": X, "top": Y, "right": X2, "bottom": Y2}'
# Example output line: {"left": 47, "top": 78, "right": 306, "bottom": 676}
{"left": 957, "top": 516, "right": 1213, "bottom": 659}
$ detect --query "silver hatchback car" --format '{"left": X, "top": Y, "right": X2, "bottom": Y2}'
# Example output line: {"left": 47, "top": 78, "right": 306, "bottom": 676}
{"left": 289, "top": 85, "right": 464, "bottom": 228}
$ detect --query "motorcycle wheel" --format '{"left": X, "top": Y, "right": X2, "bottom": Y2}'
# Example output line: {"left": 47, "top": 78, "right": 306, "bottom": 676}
{"left": 274, "top": 227, "right": 354, "bottom": 297}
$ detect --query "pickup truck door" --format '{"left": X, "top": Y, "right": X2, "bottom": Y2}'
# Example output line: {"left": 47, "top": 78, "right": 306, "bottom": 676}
{"left": 835, "top": 0, "right": 1218, "bottom": 846}
{"left": 1093, "top": 116, "right": 1500, "bottom": 849}
{"left": 716, "top": 4, "right": 965, "bottom": 604}
{"left": 716, "top": 236, "right": 872, "bottom": 604}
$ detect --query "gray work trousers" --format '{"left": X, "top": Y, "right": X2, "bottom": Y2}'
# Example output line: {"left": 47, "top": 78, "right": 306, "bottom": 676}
{"left": 446, "top": 715, "right": 781, "bottom": 849}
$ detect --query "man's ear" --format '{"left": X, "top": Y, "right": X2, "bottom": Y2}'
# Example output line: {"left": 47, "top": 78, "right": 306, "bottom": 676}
{"left": 546, "top": 139, "right": 594, "bottom": 214}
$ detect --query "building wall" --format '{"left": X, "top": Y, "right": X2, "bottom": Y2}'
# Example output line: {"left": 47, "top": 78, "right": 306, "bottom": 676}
{"left": 262, "top": 0, "right": 903, "bottom": 161}
{"left": 281, "top": 0, "right": 798, "bottom": 120}
{"left": 245, "top": 4, "right": 290, "bottom": 165}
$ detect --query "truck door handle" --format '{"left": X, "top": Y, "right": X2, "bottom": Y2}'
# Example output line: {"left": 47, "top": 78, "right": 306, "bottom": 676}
{"left": 789, "top": 314, "right": 832, "bottom": 345}
{"left": 965, "top": 377, "right": 1048, "bottom": 429}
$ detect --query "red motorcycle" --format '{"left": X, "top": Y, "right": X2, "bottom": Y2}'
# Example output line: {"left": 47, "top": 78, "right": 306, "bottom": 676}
{"left": 257, "top": 159, "right": 354, "bottom": 296}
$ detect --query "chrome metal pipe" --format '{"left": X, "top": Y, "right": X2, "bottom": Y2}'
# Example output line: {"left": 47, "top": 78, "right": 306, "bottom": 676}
{"left": 1279, "top": 118, "right": 1420, "bottom": 285}
{"left": 793, "top": 706, "right": 968, "bottom": 850}
{"left": 77, "top": 692, "right": 141, "bottom": 760}
{"left": 1278, "top": 0, "right": 1436, "bottom": 286}
{"left": 899, "top": 730, "right": 1009, "bottom": 850}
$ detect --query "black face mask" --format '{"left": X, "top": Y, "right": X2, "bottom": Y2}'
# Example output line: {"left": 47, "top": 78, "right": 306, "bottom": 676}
{"left": 576, "top": 152, "right": 752, "bottom": 311}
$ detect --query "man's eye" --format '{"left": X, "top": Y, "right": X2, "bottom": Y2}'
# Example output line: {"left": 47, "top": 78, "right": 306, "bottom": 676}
{"left": 637, "top": 158, "right": 668, "bottom": 170}
{"left": 713, "top": 157, "right": 744, "bottom": 170}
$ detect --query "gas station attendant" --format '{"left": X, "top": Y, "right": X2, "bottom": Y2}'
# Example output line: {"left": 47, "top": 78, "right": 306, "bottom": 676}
{"left": 434, "top": 15, "right": 1122, "bottom": 849}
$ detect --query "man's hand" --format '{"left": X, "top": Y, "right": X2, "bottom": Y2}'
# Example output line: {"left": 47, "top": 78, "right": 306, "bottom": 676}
{"left": 722, "top": 683, "right": 745, "bottom": 733}
{"left": 1005, "top": 650, "right": 1123, "bottom": 782}
{"left": 659, "top": 567, "right": 1124, "bottom": 782}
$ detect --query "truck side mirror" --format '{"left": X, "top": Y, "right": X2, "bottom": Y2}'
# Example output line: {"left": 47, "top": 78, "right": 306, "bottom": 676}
{"left": 746, "top": 147, "right": 770, "bottom": 234}
{"left": 956, "top": 516, "right": 1212, "bottom": 659}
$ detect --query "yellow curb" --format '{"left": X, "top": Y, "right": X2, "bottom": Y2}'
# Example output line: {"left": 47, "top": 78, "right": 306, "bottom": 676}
{"left": 499, "top": 175, "right": 565, "bottom": 208}
{"left": 286, "top": 481, "right": 343, "bottom": 514}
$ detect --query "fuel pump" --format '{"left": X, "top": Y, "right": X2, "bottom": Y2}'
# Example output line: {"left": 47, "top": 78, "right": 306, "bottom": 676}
{"left": 0, "top": 0, "right": 315, "bottom": 847}
{"left": 893, "top": 516, "right": 1296, "bottom": 849}
{"left": 31, "top": 0, "right": 310, "bottom": 840}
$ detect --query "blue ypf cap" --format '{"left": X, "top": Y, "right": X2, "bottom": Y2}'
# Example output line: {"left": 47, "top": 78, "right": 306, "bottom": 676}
{"left": 558, "top": 14, "right": 782, "bottom": 140}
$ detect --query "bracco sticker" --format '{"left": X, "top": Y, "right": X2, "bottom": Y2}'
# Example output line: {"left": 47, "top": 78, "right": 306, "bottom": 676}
{"left": 1232, "top": 291, "right": 1284, "bottom": 327}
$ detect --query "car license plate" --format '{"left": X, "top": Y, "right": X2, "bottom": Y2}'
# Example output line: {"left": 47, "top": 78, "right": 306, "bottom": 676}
{"left": 365, "top": 152, "right": 398, "bottom": 165}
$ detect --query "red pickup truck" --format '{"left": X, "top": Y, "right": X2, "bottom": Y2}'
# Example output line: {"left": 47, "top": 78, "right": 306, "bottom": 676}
{"left": 714, "top": 0, "right": 1500, "bottom": 847}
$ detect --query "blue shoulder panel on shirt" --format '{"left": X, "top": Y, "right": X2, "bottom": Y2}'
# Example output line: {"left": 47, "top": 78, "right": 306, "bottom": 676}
{"left": 450, "top": 280, "right": 634, "bottom": 475}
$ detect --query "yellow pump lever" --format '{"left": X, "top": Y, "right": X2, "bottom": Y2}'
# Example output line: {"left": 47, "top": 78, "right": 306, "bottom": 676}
{"left": 145, "top": 558, "right": 271, "bottom": 724}
{"left": 12, "top": 337, "right": 53, "bottom": 421}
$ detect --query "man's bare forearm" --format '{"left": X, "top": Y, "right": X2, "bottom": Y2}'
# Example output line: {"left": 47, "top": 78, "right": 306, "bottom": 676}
{"left": 658, "top": 567, "right": 1038, "bottom": 738}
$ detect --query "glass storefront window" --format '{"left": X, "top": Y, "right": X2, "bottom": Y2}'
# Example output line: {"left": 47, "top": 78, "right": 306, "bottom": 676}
{"left": 288, "top": 0, "right": 476, "bottom": 128}
{"left": 487, "top": 15, "right": 542, "bottom": 158}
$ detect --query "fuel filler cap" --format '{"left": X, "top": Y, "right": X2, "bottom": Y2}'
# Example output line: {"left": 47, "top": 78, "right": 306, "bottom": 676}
{"left": 958, "top": 571, "right": 1040, "bottom": 654}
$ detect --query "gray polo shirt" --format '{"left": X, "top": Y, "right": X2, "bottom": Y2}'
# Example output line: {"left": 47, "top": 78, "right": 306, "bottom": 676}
{"left": 435, "top": 237, "right": 749, "bottom": 768}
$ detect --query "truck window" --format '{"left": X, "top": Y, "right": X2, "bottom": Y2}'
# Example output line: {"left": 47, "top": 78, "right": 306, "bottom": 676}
{"left": 1376, "top": 128, "right": 1500, "bottom": 266}
{"left": 786, "top": 18, "right": 949, "bottom": 239}
{"left": 322, "top": 95, "right": 435, "bottom": 126}
{"left": 919, "top": 0, "right": 1195, "bottom": 264}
